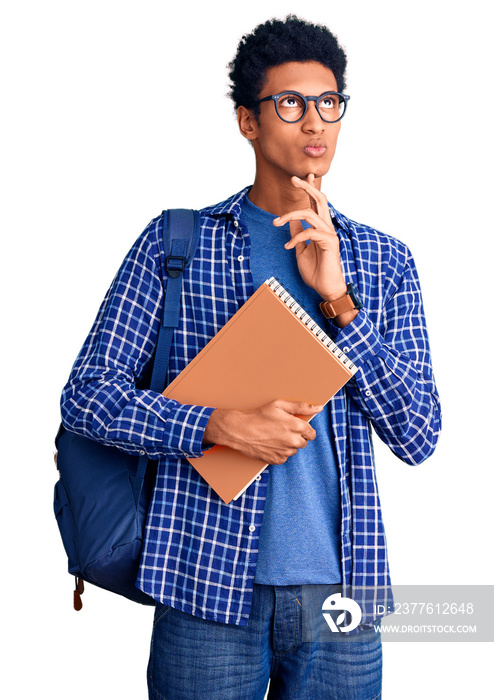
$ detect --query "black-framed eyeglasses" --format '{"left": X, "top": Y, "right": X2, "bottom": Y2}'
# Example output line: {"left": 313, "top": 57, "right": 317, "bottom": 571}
{"left": 255, "top": 91, "right": 351, "bottom": 124}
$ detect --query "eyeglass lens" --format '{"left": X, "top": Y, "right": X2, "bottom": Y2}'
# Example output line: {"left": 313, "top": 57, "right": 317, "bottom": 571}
{"left": 276, "top": 93, "right": 345, "bottom": 123}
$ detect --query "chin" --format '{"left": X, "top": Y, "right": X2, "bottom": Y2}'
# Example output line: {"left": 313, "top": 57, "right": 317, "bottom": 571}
{"left": 298, "top": 165, "right": 330, "bottom": 180}
{"left": 299, "top": 159, "right": 333, "bottom": 180}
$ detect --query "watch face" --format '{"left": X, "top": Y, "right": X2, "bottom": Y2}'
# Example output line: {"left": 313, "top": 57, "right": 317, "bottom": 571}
{"left": 348, "top": 283, "right": 363, "bottom": 309}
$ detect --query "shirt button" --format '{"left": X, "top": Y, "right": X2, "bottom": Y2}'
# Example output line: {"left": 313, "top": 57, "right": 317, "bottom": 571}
{"left": 233, "top": 220, "right": 239, "bottom": 227}
{"left": 237, "top": 255, "right": 244, "bottom": 262}
{"left": 365, "top": 390, "right": 372, "bottom": 397}
{"left": 139, "top": 450, "right": 145, "bottom": 455}
{"left": 248, "top": 525, "right": 256, "bottom": 532}
{"left": 343, "top": 346, "right": 350, "bottom": 353}
{"left": 255, "top": 475, "right": 262, "bottom": 481}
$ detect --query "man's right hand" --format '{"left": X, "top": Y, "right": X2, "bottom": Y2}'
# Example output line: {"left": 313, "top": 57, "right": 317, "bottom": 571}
{"left": 202, "top": 399, "right": 323, "bottom": 464}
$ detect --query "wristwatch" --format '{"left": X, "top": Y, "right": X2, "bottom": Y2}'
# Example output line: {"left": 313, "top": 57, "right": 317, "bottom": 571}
{"left": 319, "top": 283, "right": 363, "bottom": 319}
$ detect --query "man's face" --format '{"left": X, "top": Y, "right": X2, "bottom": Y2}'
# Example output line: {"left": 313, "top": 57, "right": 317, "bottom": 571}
{"left": 248, "top": 61, "right": 342, "bottom": 182}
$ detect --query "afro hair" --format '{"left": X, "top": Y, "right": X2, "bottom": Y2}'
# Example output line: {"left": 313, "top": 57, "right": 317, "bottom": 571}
{"left": 228, "top": 15, "right": 348, "bottom": 115}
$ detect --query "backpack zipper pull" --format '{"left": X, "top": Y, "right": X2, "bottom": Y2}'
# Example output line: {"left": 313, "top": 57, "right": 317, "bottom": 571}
{"left": 73, "top": 577, "right": 84, "bottom": 611}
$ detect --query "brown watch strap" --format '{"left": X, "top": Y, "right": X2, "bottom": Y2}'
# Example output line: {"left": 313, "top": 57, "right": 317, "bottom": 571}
{"left": 319, "top": 292, "right": 357, "bottom": 319}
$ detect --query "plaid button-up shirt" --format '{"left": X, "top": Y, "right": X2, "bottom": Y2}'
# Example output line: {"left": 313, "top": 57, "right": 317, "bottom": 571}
{"left": 61, "top": 187, "right": 441, "bottom": 625}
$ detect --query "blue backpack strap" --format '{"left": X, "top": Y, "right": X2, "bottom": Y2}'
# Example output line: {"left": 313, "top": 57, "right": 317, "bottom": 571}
{"left": 133, "top": 208, "right": 201, "bottom": 490}
{"left": 149, "top": 209, "right": 201, "bottom": 392}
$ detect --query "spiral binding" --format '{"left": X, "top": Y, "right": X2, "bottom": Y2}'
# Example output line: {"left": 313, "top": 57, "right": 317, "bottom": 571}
{"left": 265, "top": 277, "right": 357, "bottom": 374}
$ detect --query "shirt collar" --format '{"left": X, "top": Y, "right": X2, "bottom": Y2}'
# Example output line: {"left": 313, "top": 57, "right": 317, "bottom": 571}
{"left": 202, "top": 185, "right": 350, "bottom": 234}
{"left": 327, "top": 201, "right": 349, "bottom": 233}
{"left": 201, "top": 187, "right": 251, "bottom": 220}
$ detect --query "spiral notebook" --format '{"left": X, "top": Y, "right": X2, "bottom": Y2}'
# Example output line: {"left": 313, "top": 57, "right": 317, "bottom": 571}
{"left": 163, "top": 277, "right": 359, "bottom": 503}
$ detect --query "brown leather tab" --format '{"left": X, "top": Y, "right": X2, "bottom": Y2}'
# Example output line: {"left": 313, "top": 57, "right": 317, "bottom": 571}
{"left": 73, "top": 577, "right": 84, "bottom": 611}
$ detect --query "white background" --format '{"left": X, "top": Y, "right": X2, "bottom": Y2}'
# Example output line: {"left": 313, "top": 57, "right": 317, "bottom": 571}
{"left": 1, "top": 0, "right": 492, "bottom": 697}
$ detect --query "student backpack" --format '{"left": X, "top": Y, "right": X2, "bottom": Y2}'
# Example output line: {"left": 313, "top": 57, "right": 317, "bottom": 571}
{"left": 53, "top": 209, "right": 201, "bottom": 609}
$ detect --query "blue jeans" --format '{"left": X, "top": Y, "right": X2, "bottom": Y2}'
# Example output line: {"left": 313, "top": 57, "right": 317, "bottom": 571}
{"left": 147, "top": 584, "right": 382, "bottom": 699}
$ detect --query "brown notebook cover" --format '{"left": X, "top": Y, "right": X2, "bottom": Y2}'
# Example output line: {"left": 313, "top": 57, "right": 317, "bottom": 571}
{"left": 163, "top": 278, "right": 359, "bottom": 504}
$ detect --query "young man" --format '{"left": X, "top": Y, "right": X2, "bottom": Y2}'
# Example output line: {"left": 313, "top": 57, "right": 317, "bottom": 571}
{"left": 61, "top": 16, "right": 441, "bottom": 700}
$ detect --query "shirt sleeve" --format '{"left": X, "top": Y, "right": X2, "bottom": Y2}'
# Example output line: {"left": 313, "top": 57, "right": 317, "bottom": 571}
{"left": 329, "top": 249, "right": 441, "bottom": 465}
{"left": 60, "top": 222, "right": 215, "bottom": 459}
